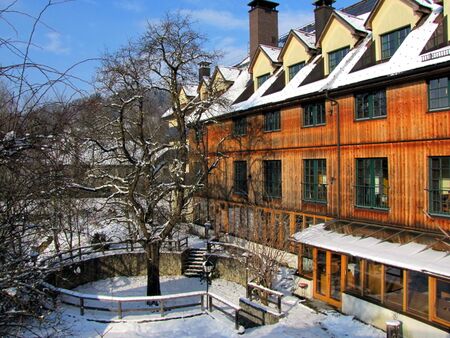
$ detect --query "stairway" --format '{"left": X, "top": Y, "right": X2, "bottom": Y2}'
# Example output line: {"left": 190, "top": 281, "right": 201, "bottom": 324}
{"left": 183, "top": 248, "right": 206, "bottom": 277}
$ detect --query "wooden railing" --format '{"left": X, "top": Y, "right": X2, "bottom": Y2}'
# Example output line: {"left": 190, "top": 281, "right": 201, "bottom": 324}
{"left": 44, "top": 283, "right": 241, "bottom": 329}
{"left": 39, "top": 237, "right": 188, "bottom": 268}
{"left": 246, "top": 282, "right": 284, "bottom": 314}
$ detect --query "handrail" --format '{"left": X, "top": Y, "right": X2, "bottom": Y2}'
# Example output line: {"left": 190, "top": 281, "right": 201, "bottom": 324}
{"left": 45, "top": 282, "right": 241, "bottom": 329}
{"left": 246, "top": 282, "right": 284, "bottom": 314}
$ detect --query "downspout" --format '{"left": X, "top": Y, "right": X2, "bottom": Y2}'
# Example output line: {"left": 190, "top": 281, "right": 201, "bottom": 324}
{"left": 325, "top": 90, "right": 341, "bottom": 219}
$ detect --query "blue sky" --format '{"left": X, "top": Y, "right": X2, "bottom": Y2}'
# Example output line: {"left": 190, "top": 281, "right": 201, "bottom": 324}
{"left": 0, "top": 0, "right": 358, "bottom": 94}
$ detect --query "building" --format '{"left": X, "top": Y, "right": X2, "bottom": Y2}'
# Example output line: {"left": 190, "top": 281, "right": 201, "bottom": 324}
{"left": 188, "top": 0, "right": 450, "bottom": 336}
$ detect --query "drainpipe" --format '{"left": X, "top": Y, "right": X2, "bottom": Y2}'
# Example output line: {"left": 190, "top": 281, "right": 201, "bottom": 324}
{"left": 325, "top": 90, "right": 341, "bottom": 219}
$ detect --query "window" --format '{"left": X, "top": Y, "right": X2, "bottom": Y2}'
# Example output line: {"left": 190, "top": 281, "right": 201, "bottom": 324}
{"left": 355, "top": 90, "right": 387, "bottom": 119}
{"left": 328, "top": 46, "right": 350, "bottom": 73}
{"left": 356, "top": 158, "right": 389, "bottom": 209}
{"left": 303, "top": 102, "right": 326, "bottom": 127}
{"left": 381, "top": 26, "right": 410, "bottom": 60}
{"left": 257, "top": 73, "right": 270, "bottom": 88}
{"left": 407, "top": 271, "right": 429, "bottom": 319}
{"left": 300, "top": 245, "right": 313, "bottom": 278}
{"left": 384, "top": 266, "right": 404, "bottom": 311}
{"left": 263, "top": 160, "right": 281, "bottom": 198}
{"left": 233, "top": 117, "right": 247, "bottom": 136}
{"left": 363, "top": 260, "right": 382, "bottom": 301}
{"left": 429, "top": 156, "right": 450, "bottom": 215}
{"left": 264, "top": 110, "right": 281, "bottom": 132}
{"left": 303, "top": 159, "right": 327, "bottom": 203}
{"left": 233, "top": 161, "right": 247, "bottom": 195}
{"left": 424, "top": 20, "right": 445, "bottom": 52}
{"left": 435, "top": 278, "right": 450, "bottom": 323}
{"left": 429, "top": 77, "right": 450, "bottom": 111}
{"left": 346, "top": 256, "right": 362, "bottom": 294}
{"left": 288, "top": 62, "right": 305, "bottom": 81}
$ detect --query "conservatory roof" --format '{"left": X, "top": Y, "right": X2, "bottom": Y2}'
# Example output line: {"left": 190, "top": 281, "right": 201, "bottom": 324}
{"left": 294, "top": 220, "right": 450, "bottom": 278}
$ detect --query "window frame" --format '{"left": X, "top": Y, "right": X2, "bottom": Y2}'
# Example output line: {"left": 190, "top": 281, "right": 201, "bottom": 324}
{"left": 233, "top": 160, "right": 248, "bottom": 196}
{"left": 232, "top": 116, "right": 247, "bottom": 136}
{"left": 288, "top": 62, "right": 305, "bottom": 81}
{"left": 264, "top": 110, "right": 281, "bottom": 132}
{"left": 428, "top": 77, "right": 450, "bottom": 112}
{"left": 429, "top": 156, "right": 450, "bottom": 217}
{"left": 256, "top": 73, "right": 270, "bottom": 89}
{"left": 328, "top": 46, "right": 350, "bottom": 73}
{"left": 303, "top": 159, "right": 327, "bottom": 203}
{"left": 263, "top": 160, "right": 282, "bottom": 199}
{"left": 355, "top": 89, "right": 387, "bottom": 120}
{"left": 303, "top": 102, "right": 326, "bottom": 127}
{"left": 380, "top": 25, "right": 411, "bottom": 60}
{"left": 355, "top": 158, "right": 389, "bottom": 210}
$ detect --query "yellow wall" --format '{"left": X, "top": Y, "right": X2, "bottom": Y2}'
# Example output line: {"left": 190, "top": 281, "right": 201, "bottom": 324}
{"left": 321, "top": 17, "right": 358, "bottom": 75}
{"left": 282, "top": 36, "right": 310, "bottom": 84}
{"left": 179, "top": 89, "right": 190, "bottom": 106}
{"left": 252, "top": 51, "right": 275, "bottom": 91}
{"left": 371, "top": 0, "right": 420, "bottom": 60}
{"left": 199, "top": 81, "right": 208, "bottom": 101}
{"left": 212, "top": 71, "right": 230, "bottom": 94}
{"left": 444, "top": 0, "right": 450, "bottom": 42}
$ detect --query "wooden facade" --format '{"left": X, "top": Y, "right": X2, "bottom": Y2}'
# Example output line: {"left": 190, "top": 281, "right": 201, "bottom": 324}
{"left": 203, "top": 79, "right": 450, "bottom": 232}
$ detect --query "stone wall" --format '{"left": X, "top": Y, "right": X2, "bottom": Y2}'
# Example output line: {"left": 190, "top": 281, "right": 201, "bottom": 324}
{"left": 207, "top": 254, "right": 247, "bottom": 286}
{"left": 47, "top": 251, "right": 186, "bottom": 290}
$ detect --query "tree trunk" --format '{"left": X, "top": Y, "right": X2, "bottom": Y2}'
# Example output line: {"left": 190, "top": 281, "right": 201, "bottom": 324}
{"left": 146, "top": 241, "right": 161, "bottom": 297}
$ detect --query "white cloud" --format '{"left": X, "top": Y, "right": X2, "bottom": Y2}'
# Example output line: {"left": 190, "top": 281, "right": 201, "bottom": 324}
{"left": 279, "top": 10, "right": 314, "bottom": 36}
{"left": 114, "top": 0, "right": 143, "bottom": 12}
{"left": 43, "top": 32, "right": 70, "bottom": 55}
{"left": 180, "top": 9, "right": 247, "bottom": 30}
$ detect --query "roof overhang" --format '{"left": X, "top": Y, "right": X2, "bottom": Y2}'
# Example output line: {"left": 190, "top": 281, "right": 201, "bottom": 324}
{"left": 294, "top": 221, "right": 450, "bottom": 278}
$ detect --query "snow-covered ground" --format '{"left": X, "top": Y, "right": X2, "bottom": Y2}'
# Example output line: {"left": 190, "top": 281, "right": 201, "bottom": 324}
{"left": 53, "top": 276, "right": 384, "bottom": 338}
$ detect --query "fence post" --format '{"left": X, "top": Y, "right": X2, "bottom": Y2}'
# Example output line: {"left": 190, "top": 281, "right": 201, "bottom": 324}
{"left": 201, "top": 295, "right": 205, "bottom": 311}
{"left": 160, "top": 300, "right": 165, "bottom": 317}
{"left": 277, "top": 295, "right": 282, "bottom": 314}
{"left": 247, "top": 285, "right": 252, "bottom": 300}
{"left": 79, "top": 298, "right": 84, "bottom": 316}
{"left": 118, "top": 301, "right": 123, "bottom": 319}
{"left": 208, "top": 295, "right": 213, "bottom": 312}
{"left": 235, "top": 309, "right": 239, "bottom": 330}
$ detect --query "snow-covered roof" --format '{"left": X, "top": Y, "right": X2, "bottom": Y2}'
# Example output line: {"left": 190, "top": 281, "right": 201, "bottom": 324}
{"left": 294, "top": 223, "right": 450, "bottom": 278}
{"left": 183, "top": 85, "right": 198, "bottom": 98}
{"left": 292, "top": 29, "right": 316, "bottom": 50}
{"left": 260, "top": 45, "right": 282, "bottom": 63}
{"left": 208, "top": 4, "right": 448, "bottom": 119}
{"left": 217, "top": 66, "right": 241, "bottom": 82}
{"left": 334, "top": 10, "right": 369, "bottom": 34}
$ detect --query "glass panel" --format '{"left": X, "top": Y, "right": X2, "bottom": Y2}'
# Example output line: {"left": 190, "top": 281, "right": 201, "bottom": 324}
{"left": 316, "top": 250, "right": 327, "bottom": 296}
{"left": 384, "top": 266, "right": 404, "bottom": 311}
{"left": 330, "top": 253, "right": 342, "bottom": 301}
{"left": 429, "top": 156, "right": 450, "bottom": 215}
{"left": 436, "top": 279, "right": 450, "bottom": 323}
{"left": 364, "top": 261, "right": 382, "bottom": 301}
{"left": 346, "top": 256, "right": 362, "bottom": 294}
{"left": 301, "top": 245, "right": 313, "bottom": 278}
{"left": 407, "top": 271, "right": 428, "bottom": 319}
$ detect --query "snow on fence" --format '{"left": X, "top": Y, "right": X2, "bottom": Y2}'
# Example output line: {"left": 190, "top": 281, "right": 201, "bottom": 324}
{"left": 43, "top": 283, "right": 241, "bottom": 330}
{"left": 246, "top": 282, "right": 284, "bottom": 314}
{"left": 39, "top": 237, "right": 188, "bottom": 268}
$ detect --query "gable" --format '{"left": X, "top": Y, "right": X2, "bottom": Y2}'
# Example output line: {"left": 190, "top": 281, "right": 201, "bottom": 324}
{"left": 371, "top": 0, "right": 422, "bottom": 60}
{"left": 212, "top": 71, "right": 229, "bottom": 93}
{"left": 251, "top": 50, "right": 276, "bottom": 90}
{"left": 179, "top": 88, "right": 190, "bottom": 106}
{"left": 321, "top": 16, "right": 359, "bottom": 75}
{"left": 282, "top": 35, "right": 311, "bottom": 83}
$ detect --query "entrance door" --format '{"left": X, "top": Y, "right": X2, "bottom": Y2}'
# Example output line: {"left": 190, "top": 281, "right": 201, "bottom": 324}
{"left": 313, "top": 249, "right": 345, "bottom": 308}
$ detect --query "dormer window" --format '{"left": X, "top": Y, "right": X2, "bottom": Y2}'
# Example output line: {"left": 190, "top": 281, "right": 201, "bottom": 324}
{"left": 257, "top": 73, "right": 270, "bottom": 88}
{"left": 288, "top": 62, "right": 305, "bottom": 81}
{"left": 380, "top": 26, "right": 410, "bottom": 60}
{"left": 328, "top": 46, "right": 350, "bottom": 73}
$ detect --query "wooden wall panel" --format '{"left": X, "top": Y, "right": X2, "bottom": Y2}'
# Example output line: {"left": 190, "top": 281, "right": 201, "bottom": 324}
{"left": 202, "top": 79, "right": 450, "bottom": 233}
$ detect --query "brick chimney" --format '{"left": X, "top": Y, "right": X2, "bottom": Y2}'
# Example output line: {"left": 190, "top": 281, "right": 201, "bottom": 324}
{"left": 248, "top": 0, "right": 279, "bottom": 63}
{"left": 198, "top": 61, "right": 211, "bottom": 83}
{"left": 314, "top": 0, "right": 335, "bottom": 43}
